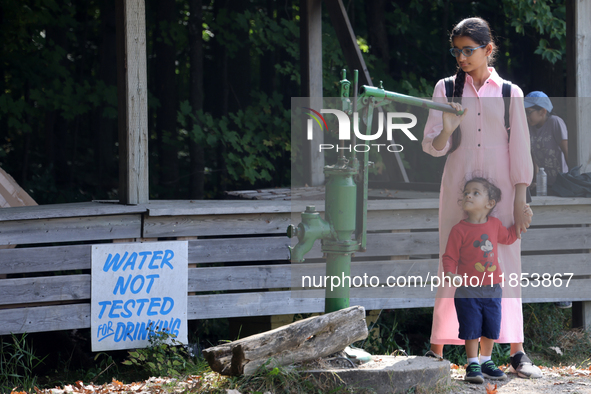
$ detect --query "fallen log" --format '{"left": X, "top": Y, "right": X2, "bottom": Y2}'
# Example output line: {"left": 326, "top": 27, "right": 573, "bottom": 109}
{"left": 203, "top": 305, "right": 368, "bottom": 376}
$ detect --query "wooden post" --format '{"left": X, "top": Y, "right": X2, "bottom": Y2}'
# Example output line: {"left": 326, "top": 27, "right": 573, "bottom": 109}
{"left": 325, "top": 0, "right": 409, "bottom": 183}
{"left": 300, "top": 0, "right": 324, "bottom": 186}
{"left": 566, "top": 0, "right": 591, "bottom": 172}
{"left": 116, "top": 0, "right": 149, "bottom": 204}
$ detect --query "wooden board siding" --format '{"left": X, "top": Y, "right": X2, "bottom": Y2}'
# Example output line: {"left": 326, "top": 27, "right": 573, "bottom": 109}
{"left": 0, "top": 196, "right": 589, "bottom": 336}
{"left": 0, "top": 214, "right": 142, "bottom": 246}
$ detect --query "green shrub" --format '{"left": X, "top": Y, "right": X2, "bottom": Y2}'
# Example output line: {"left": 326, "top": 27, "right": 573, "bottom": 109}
{"left": 0, "top": 333, "right": 46, "bottom": 393}
{"left": 122, "top": 329, "right": 195, "bottom": 378}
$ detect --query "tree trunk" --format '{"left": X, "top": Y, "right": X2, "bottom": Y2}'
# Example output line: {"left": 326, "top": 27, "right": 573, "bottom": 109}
{"left": 154, "top": 0, "right": 179, "bottom": 198}
{"left": 365, "top": 0, "right": 389, "bottom": 65}
{"left": 203, "top": 306, "right": 368, "bottom": 376}
{"left": 96, "top": 0, "right": 118, "bottom": 193}
{"left": 188, "top": 0, "right": 205, "bottom": 199}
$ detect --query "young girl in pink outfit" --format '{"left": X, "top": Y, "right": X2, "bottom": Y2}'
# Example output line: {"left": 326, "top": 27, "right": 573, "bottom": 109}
{"left": 421, "top": 17, "right": 541, "bottom": 378}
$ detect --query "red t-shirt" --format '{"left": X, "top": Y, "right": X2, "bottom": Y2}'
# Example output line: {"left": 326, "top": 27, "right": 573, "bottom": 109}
{"left": 442, "top": 217, "right": 518, "bottom": 286}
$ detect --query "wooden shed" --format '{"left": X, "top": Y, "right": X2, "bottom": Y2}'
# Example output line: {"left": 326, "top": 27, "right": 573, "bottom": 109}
{"left": 1, "top": 0, "right": 590, "bottom": 339}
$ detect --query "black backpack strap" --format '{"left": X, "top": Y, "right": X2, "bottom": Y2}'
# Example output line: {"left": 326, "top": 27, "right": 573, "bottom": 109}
{"left": 502, "top": 80, "right": 512, "bottom": 132}
{"left": 444, "top": 77, "right": 454, "bottom": 101}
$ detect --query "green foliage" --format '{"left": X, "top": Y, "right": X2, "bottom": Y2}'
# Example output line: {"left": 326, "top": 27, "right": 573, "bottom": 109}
{"left": 178, "top": 90, "right": 291, "bottom": 186}
{"left": 358, "top": 316, "right": 411, "bottom": 356}
{"left": 523, "top": 303, "right": 591, "bottom": 366}
{"left": 504, "top": 0, "right": 566, "bottom": 64}
{"left": 0, "top": 0, "right": 569, "bottom": 201}
{"left": 121, "top": 328, "right": 195, "bottom": 378}
{"left": 0, "top": 333, "right": 47, "bottom": 393}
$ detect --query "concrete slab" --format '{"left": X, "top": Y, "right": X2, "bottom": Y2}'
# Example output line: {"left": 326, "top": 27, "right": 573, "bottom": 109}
{"left": 303, "top": 355, "right": 450, "bottom": 393}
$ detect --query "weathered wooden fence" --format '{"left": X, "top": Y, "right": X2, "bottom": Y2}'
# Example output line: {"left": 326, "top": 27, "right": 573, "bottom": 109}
{"left": 0, "top": 197, "right": 590, "bottom": 336}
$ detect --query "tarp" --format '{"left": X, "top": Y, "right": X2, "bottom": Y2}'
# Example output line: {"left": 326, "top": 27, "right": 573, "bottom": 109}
{"left": 0, "top": 167, "right": 37, "bottom": 208}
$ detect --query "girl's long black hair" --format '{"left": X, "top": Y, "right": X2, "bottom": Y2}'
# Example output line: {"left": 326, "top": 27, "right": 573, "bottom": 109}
{"left": 448, "top": 17, "right": 498, "bottom": 154}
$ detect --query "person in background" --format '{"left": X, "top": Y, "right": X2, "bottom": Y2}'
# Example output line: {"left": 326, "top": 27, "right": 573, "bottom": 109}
{"left": 524, "top": 91, "right": 569, "bottom": 194}
{"left": 524, "top": 91, "right": 571, "bottom": 309}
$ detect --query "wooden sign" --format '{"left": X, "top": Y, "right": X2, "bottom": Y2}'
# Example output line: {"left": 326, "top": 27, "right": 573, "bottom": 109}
{"left": 91, "top": 241, "right": 188, "bottom": 351}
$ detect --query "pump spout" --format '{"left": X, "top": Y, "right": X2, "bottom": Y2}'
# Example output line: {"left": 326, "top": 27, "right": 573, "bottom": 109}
{"left": 287, "top": 206, "right": 332, "bottom": 262}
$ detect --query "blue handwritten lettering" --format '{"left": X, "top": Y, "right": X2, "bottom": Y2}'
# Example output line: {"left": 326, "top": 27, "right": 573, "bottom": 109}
{"left": 148, "top": 251, "right": 163, "bottom": 269}
{"left": 98, "top": 300, "right": 111, "bottom": 319}
{"left": 121, "top": 299, "right": 135, "bottom": 318}
{"left": 145, "top": 274, "right": 159, "bottom": 293}
{"left": 103, "top": 252, "right": 129, "bottom": 272}
{"left": 138, "top": 251, "right": 151, "bottom": 269}
{"left": 113, "top": 275, "right": 132, "bottom": 295}
{"left": 114, "top": 322, "right": 126, "bottom": 342}
{"left": 124, "top": 322, "right": 135, "bottom": 341}
{"left": 108, "top": 300, "right": 123, "bottom": 318}
{"left": 160, "top": 297, "right": 174, "bottom": 315}
{"left": 136, "top": 298, "right": 149, "bottom": 316}
{"left": 130, "top": 275, "right": 145, "bottom": 294}
{"left": 97, "top": 321, "right": 114, "bottom": 342}
{"left": 122, "top": 252, "right": 138, "bottom": 271}
{"left": 161, "top": 250, "right": 174, "bottom": 270}
{"left": 147, "top": 298, "right": 161, "bottom": 316}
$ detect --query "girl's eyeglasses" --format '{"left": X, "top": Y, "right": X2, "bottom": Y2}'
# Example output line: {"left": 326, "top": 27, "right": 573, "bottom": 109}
{"left": 449, "top": 45, "right": 486, "bottom": 58}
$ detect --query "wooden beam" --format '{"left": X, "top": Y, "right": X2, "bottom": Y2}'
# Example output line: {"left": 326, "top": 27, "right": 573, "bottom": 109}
{"left": 324, "top": 0, "right": 408, "bottom": 183}
{"left": 566, "top": 0, "right": 591, "bottom": 172}
{"left": 0, "top": 214, "right": 142, "bottom": 246}
{"left": 300, "top": 0, "right": 324, "bottom": 186}
{"left": 116, "top": 0, "right": 149, "bottom": 204}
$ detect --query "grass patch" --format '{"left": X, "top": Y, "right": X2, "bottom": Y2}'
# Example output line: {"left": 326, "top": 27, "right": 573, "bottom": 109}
{"left": 523, "top": 303, "right": 591, "bottom": 367}
{"left": 0, "top": 333, "right": 46, "bottom": 393}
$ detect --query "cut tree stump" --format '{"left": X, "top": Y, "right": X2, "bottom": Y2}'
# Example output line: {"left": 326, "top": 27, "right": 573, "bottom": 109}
{"left": 203, "top": 305, "right": 368, "bottom": 376}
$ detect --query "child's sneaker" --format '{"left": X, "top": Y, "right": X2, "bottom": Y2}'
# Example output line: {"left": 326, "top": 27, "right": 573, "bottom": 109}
{"left": 506, "top": 351, "right": 542, "bottom": 378}
{"left": 464, "top": 362, "right": 484, "bottom": 384}
{"left": 480, "top": 360, "right": 507, "bottom": 380}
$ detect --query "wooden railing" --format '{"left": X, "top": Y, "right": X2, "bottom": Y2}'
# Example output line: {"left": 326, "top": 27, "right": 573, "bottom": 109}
{"left": 0, "top": 197, "right": 590, "bottom": 336}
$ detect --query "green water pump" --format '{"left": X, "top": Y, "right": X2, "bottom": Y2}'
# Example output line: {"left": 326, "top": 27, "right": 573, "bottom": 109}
{"left": 287, "top": 70, "right": 461, "bottom": 313}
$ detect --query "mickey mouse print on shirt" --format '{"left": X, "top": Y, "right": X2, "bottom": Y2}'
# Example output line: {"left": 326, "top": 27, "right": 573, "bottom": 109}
{"left": 473, "top": 233, "right": 497, "bottom": 272}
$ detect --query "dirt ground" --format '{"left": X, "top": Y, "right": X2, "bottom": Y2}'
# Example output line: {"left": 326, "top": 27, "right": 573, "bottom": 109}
{"left": 28, "top": 363, "right": 591, "bottom": 393}
{"left": 448, "top": 365, "right": 591, "bottom": 394}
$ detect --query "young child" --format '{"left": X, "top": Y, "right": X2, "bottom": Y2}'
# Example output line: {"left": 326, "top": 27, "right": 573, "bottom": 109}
{"left": 524, "top": 91, "right": 569, "bottom": 193}
{"left": 442, "top": 177, "right": 532, "bottom": 384}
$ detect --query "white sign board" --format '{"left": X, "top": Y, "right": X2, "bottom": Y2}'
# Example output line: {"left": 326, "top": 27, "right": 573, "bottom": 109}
{"left": 91, "top": 241, "right": 188, "bottom": 351}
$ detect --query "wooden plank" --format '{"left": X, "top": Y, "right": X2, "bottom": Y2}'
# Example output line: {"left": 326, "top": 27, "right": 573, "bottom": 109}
{"left": 0, "top": 214, "right": 142, "bottom": 246}
{"left": 0, "top": 201, "right": 147, "bottom": 222}
{"left": 188, "top": 237, "right": 290, "bottom": 264}
{"left": 0, "top": 304, "right": 90, "bottom": 336}
{"left": 147, "top": 199, "right": 291, "bottom": 216}
{"left": 143, "top": 213, "right": 291, "bottom": 237}
{"left": 1, "top": 229, "right": 588, "bottom": 276}
{"left": 187, "top": 291, "right": 324, "bottom": 319}
{"left": 0, "top": 196, "right": 589, "bottom": 223}
{"left": 0, "top": 244, "right": 90, "bottom": 274}
{"left": 0, "top": 275, "right": 90, "bottom": 305}
{"left": 527, "top": 203, "right": 591, "bottom": 226}
{"left": 189, "top": 260, "right": 437, "bottom": 292}
{"left": 522, "top": 278, "right": 591, "bottom": 301}
{"left": 116, "top": 0, "right": 149, "bottom": 204}
{"left": 355, "top": 227, "right": 591, "bottom": 257}
{"left": 189, "top": 253, "right": 591, "bottom": 292}
{"left": 189, "top": 226, "right": 591, "bottom": 264}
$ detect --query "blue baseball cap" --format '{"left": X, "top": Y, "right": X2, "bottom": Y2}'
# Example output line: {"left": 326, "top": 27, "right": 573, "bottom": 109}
{"left": 524, "top": 91, "right": 553, "bottom": 112}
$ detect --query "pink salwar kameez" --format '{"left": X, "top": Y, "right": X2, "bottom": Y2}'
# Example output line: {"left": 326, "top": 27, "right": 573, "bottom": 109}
{"left": 422, "top": 67, "right": 533, "bottom": 345}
